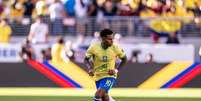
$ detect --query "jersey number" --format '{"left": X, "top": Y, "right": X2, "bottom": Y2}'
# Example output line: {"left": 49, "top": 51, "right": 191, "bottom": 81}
{"left": 105, "top": 80, "right": 112, "bottom": 87}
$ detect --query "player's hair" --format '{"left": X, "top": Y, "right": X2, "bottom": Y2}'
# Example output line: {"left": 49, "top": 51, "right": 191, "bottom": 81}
{"left": 57, "top": 36, "right": 64, "bottom": 44}
{"left": 100, "top": 29, "right": 113, "bottom": 37}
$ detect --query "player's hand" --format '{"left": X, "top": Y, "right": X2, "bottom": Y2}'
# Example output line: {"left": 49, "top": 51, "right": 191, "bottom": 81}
{"left": 88, "top": 69, "right": 94, "bottom": 76}
{"left": 108, "top": 69, "right": 118, "bottom": 75}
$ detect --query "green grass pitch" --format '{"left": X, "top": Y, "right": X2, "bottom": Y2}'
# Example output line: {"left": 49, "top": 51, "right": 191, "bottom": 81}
{"left": 1, "top": 88, "right": 201, "bottom": 101}
{"left": 0, "top": 96, "right": 201, "bottom": 101}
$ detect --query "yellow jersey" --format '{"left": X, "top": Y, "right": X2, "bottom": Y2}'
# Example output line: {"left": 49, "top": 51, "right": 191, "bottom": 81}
{"left": 85, "top": 42, "right": 126, "bottom": 81}
{"left": 51, "top": 43, "right": 64, "bottom": 62}
{"left": 0, "top": 24, "right": 12, "bottom": 43}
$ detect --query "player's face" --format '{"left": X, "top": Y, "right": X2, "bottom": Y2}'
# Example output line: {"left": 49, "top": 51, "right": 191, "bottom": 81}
{"left": 102, "top": 34, "right": 114, "bottom": 46}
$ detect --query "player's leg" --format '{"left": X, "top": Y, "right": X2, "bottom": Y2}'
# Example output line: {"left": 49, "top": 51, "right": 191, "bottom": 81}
{"left": 101, "top": 92, "right": 116, "bottom": 101}
{"left": 95, "top": 89, "right": 107, "bottom": 101}
{"left": 105, "top": 78, "right": 116, "bottom": 101}
{"left": 99, "top": 78, "right": 116, "bottom": 101}
{"left": 104, "top": 94, "right": 116, "bottom": 101}
{"left": 94, "top": 90, "right": 103, "bottom": 101}
{"left": 94, "top": 80, "right": 104, "bottom": 101}
{"left": 103, "top": 93, "right": 109, "bottom": 101}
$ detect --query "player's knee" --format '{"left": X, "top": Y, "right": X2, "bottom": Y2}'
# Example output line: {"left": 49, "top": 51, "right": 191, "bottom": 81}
{"left": 104, "top": 93, "right": 109, "bottom": 97}
{"left": 95, "top": 91, "right": 101, "bottom": 98}
{"left": 103, "top": 93, "right": 109, "bottom": 101}
{"left": 95, "top": 89, "right": 106, "bottom": 98}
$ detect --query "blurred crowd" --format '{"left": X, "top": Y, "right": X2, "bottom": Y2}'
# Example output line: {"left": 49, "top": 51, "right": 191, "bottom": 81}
{"left": 0, "top": 0, "right": 200, "bottom": 19}
{"left": 0, "top": 1, "right": 199, "bottom": 23}
{"left": 0, "top": 0, "right": 201, "bottom": 44}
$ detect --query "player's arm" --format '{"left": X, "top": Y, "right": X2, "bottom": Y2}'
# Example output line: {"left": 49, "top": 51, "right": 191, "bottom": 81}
{"left": 84, "top": 44, "right": 95, "bottom": 76}
{"left": 84, "top": 57, "right": 94, "bottom": 76}
{"left": 116, "top": 55, "right": 127, "bottom": 71}
{"left": 108, "top": 55, "right": 127, "bottom": 75}
{"left": 111, "top": 45, "right": 127, "bottom": 74}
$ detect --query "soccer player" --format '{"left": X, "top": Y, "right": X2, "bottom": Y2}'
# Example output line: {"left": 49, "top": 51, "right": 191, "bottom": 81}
{"left": 84, "top": 29, "right": 127, "bottom": 101}
{"left": 51, "top": 36, "right": 68, "bottom": 62}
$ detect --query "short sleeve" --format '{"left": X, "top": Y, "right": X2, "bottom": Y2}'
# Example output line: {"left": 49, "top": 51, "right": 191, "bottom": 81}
{"left": 115, "top": 45, "right": 126, "bottom": 58}
{"left": 85, "top": 44, "right": 94, "bottom": 58}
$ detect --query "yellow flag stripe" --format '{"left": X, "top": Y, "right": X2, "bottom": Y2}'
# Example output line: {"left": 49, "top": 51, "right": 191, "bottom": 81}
{"left": 50, "top": 61, "right": 96, "bottom": 89}
{"left": 138, "top": 61, "right": 193, "bottom": 89}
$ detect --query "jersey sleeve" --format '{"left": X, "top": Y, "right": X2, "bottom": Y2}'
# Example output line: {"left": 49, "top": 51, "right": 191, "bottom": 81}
{"left": 85, "top": 44, "right": 94, "bottom": 58}
{"left": 115, "top": 45, "right": 126, "bottom": 58}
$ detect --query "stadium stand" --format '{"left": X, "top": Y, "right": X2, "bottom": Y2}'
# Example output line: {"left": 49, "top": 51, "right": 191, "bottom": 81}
{"left": 0, "top": 0, "right": 200, "bottom": 37}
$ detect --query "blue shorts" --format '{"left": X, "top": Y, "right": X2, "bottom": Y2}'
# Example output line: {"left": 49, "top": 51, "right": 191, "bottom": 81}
{"left": 95, "top": 77, "right": 116, "bottom": 93}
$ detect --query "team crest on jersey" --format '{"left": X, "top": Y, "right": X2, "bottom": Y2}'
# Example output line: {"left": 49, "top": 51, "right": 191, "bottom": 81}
{"left": 102, "top": 56, "right": 108, "bottom": 62}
